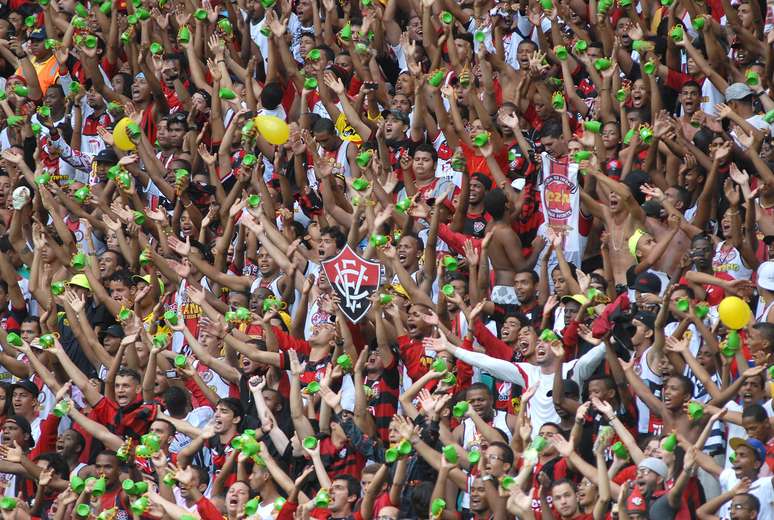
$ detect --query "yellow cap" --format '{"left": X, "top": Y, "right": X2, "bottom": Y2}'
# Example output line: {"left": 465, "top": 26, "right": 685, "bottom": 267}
{"left": 391, "top": 284, "right": 410, "bottom": 300}
{"left": 628, "top": 229, "right": 645, "bottom": 259}
{"left": 561, "top": 294, "right": 590, "bottom": 306}
{"left": 133, "top": 274, "right": 165, "bottom": 294}
{"left": 68, "top": 274, "right": 91, "bottom": 291}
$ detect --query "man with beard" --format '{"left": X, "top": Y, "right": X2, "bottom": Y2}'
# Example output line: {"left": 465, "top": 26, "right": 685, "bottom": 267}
{"left": 429, "top": 327, "right": 605, "bottom": 432}
{"left": 623, "top": 456, "right": 695, "bottom": 520}
{"left": 178, "top": 398, "right": 242, "bottom": 480}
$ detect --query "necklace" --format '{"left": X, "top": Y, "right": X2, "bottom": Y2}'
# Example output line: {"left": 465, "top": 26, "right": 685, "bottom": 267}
{"left": 610, "top": 220, "right": 625, "bottom": 252}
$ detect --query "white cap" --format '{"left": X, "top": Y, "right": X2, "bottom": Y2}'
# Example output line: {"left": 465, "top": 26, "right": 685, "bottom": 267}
{"left": 758, "top": 261, "right": 774, "bottom": 291}
{"left": 512, "top": 178, "right": 526, "bottom": 191}
{"left": 11, "top": 186, "right": 30, "bottom": 210}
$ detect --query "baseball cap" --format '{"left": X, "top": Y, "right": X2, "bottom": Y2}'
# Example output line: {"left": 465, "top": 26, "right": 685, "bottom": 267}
{"left": 132, "top": 274, "right": 165, "bottom": 295}
{"left": 632, "top": 272, "right": 662, "bottom": 294}
{"left": 68, "top": 274, "right": 91, "bottom": 291}
{"left": 758, "top": 261, "right": 774, "bottom": 291}
{"left": 10, "top": 380, "right": 40, "bottom": 398}
{"left": 5, "top": 415, "right": 32, "bottom": 442}
{"left": 730, "top": 437, "right": 767, "bottom": 462}
{"left": 94, "top": 148, "right": 117, "bottom": 164}
{"left": 632, "top": 310, "right": 656, "bottom": 330}
{"left": 623, "top": 486, "right": 648, "bottom": 515}
{"left": 638, "top": 457, "right": 668, "bottom": 479}
{"left": 561, "top": 294, "right": 589, "bottom": 306}
{"left": 511, "top": 178, "right": 526, "bottom": 191}
{"left": 764, "top": 235, "right": 774, "bottom": 245}
{"left": 103, "top": 324, "right": 124, "bottom": 338}
{"left": 28, "top": 28, "right": 46, "bottom": 40}
{"left": 380, "top": 109, "right": 410, "bottom": 125}
{"left": 725, "top": 82, "right": 754, "bottom": 101}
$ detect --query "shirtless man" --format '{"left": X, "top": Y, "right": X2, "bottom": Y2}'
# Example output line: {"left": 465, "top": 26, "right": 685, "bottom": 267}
{"left": 619, "top": 354, "right": 706, "bottom": 442}
{"left": 580, "top": 168, "right": 646, "bottom": 286}
{"left": 483, "top": 188, "right": 544, "bottom": 308}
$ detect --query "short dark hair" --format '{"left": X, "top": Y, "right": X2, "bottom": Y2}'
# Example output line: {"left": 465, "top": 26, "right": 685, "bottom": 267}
{"left": 515, "top": 269, "right": 539, "bottom": 284}
{"left": 489, "top": 441, "right": 514, "bottom": 466}
{"left": 100, "top": 249, "right": 128, "bottom": 270}
{"left": 320, "top": 225, "right": 347, "bottom": 249}
{"left": 742, "top": 404, "right": 769, "bottom": 423}
{"left": 163, "top": 386, "right": 190, "bottom": 416}
{"left": 116, "top": 367, "right": 142, "bottom": 384}
{"left": 106, "top": 270, "right": 134, "bottom": 287}
{"left": 312, "top": 117, "right": 336, "bottom": 135}
{"left": 334, "top": 474, "right": 361, "bottom": 499}
{"left": 217, "top": 397, "right": 245, "bottom": 426}
{"left": 550, "top": 478, "right": 576, "bottom": 493}
{"left": 737, "top": 493, "right": 760, "bottom": 513}
{"left": 484, "top": 189, "right": 508, "bottom": 220}
{"left": 691, "top": 233, "right": 713, "bottom": 246}
{"left": 413, "top": 143, "right": 438, "bottom": 163}
{"left": 466, "top": 383, "right": 492, "bottom": 399}
{"left": 66, "top": 429, "right": 86, "bottom": 453}
{"left": 540, "top": 120, "right": 563, "bottom": 140}
{"left": 668, "top": 374, "right": 694, "bottom": 396}
{"left": 261, "top": 82, "right": 283, "bottom": 110}
{"left": 35, "top": 452, "right": 70, "bottom": 479}
{"left": 753, "top": 322, "right": 774, "bottom": 347}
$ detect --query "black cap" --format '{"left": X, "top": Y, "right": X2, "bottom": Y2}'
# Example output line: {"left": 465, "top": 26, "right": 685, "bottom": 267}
{"left": 5, "top": 415, "right": 32, "bottom": 444}
{"left": 633, "top": 310, "right": 656, "bottom": 330}
{"left": 380, "top": 109, "right": 410, "bottom": 126}
{"left": 94, "top": 148, "right": 118, "bottom": 164}
{"left": 631, "top": 272, "right": 662, "bottom": 294}
{"left": 103, "top": 324, "right": 124, "bottom": 338}
{"left": 28, "top": 28, "right": 46, "bottom": 40}
{"left": 10, "top": 380, "right": 40, "bottom": 398}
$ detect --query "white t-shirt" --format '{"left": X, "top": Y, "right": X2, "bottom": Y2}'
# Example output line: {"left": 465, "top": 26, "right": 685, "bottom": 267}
{"left": 718, "top": 469, "right": 774, "bottom": 520}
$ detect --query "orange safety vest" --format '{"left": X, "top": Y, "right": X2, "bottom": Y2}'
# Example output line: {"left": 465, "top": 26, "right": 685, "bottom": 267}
{"left": 15, "top": 55, "right": 59, "bottom": 95}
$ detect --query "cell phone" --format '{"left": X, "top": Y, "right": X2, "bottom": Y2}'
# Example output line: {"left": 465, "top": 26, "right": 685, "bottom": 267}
{"left": 364, "top": 81, "right": 377, "bottom": 90}
{"left": 164, "top": 370, "right": 178, "bottom": 378}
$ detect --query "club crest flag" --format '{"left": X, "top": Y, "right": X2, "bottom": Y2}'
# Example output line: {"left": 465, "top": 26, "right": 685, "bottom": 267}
{"left": 322, "top": 245, "right": 381, "bottom": 323}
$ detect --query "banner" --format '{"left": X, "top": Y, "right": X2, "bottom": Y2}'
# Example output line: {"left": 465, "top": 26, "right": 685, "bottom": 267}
{"left": 322, "top": 245, "right": 381, "bottom": 323}
{"left": 539, "top": 152, "right": 581, "bottom": 253}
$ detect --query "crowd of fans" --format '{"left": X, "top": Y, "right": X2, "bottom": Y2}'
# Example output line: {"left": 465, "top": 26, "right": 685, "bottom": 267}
{"left": 3, "top": 0, "right": 774, "bottom": 518}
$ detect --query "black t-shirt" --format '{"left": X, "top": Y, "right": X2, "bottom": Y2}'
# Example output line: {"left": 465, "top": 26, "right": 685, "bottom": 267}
{"left": 57, "top": 301, "right": 113, "bottom": 379}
